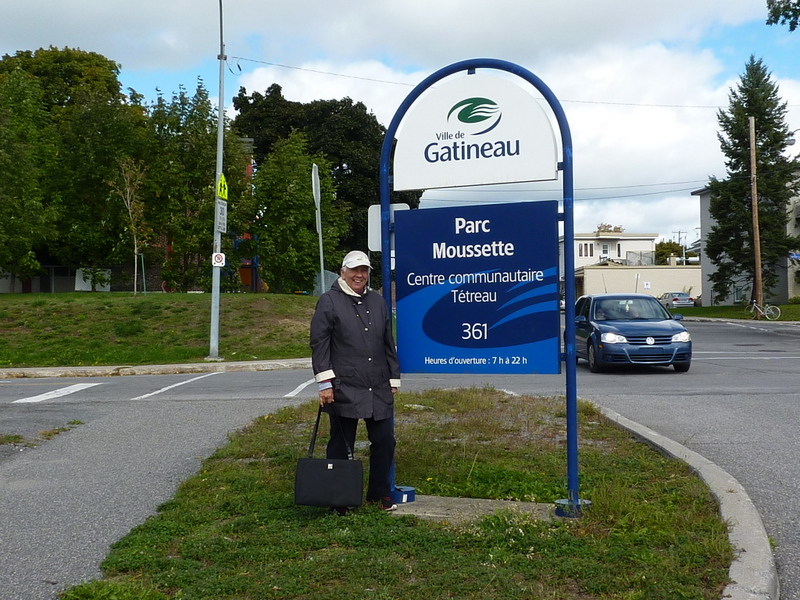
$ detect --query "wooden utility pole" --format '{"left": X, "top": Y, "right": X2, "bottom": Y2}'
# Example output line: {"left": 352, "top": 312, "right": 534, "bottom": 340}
{"left": 749, "top": 116, "right": 764, "bottom": 317}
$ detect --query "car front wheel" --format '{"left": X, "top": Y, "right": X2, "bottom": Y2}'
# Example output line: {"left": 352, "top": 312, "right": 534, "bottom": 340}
{"left": 587, "top": 342, "right": 604, "bottom": 373}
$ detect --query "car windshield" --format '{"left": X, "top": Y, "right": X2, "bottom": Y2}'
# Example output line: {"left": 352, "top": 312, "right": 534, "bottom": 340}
{"left": 594, "top": 298, "right": 668, "bottom": 321}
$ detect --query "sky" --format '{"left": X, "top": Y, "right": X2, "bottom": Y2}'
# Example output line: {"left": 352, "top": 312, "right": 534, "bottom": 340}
{"left": 4, "top": 0, "right": 800, "bottom": 246}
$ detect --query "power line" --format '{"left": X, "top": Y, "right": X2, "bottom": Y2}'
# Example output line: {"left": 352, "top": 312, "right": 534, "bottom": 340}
{"left": 230, "top": 55, "right": 738, "bottom": 109}
{"left": 422, "top": 186, "right": 702, "bottom": 203}
{"left": 229, "top": 56, "right": 415, "bottom": 87}
{"left": 423, "top": 179, "right": 708, "bottom": 194}
{"left": 229, "top": 55, "right": 800, "bottom": 111}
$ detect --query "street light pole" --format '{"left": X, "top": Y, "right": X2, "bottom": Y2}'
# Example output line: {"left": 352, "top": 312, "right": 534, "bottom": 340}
{"left": 208, "top": 0, "right": 226, "bottom": 358}
{"left": 749, "top": 116, "right": 763, "bottom": 317}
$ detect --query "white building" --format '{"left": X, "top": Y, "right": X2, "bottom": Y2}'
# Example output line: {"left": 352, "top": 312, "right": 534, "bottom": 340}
{"left": 692, "top": 187, "right": 800, "bottom": 305}
{"left": 559, "top": 225, "right": 700, "bottom": 298}
{"left": 559, "top": 225, "right": 658, "bottom": 276}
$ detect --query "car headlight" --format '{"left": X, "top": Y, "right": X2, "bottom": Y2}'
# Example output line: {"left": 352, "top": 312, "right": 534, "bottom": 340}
{"left": 671, "top": 331, "right": 691, "bottom": 343}
{"left": 600, "top": 332, "right": 627, "bottom": 344}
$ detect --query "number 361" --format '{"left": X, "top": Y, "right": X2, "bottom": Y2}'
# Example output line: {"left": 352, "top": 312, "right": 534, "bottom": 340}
{"left": 461, "top": 323, "right": 488, "bottom": 340}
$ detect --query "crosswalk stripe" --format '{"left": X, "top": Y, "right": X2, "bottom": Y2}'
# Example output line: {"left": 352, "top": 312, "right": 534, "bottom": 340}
{"left": 285, "top": 378, "right": 315, "bottom": 398}
{"left": 130, "top": 372, "right": 221, "bottom": 400}
{"left": 13, "top": 383, "right": 102, "bottom": 404}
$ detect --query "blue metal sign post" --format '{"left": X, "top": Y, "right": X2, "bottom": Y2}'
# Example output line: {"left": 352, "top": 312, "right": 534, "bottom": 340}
{"left": 379, "top": 58, "right": 582, "bottom": 515}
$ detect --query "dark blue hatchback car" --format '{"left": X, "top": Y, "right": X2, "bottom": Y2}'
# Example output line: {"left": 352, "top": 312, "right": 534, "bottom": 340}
{"left": 573, "top": 293, "right": 692, "bottom": 373}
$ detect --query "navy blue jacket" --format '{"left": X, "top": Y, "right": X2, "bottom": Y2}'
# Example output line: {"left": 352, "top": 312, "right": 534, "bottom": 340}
{"left": 310, "top": 280, "right": 401, "bottom": 421}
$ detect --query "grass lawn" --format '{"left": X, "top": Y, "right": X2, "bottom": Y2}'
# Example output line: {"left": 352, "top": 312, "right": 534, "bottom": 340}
{"left": 0, "top": 292, "right": 318, "bottom": 367}
{"left": 675, "top": 302, "right": 800, "bottom": 320}
{"left": 60, "top": 389, "right": 732, "bottom": 600}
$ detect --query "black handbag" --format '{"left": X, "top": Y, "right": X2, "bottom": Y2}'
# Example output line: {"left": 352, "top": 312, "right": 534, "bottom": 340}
{"left": 294, "top": 406, "right": 363, "bottom": 508}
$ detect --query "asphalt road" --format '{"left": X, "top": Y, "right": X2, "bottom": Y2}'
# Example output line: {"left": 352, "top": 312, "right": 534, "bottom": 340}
{"left": 1, "top": 317, "right": 799, "bottom": 599}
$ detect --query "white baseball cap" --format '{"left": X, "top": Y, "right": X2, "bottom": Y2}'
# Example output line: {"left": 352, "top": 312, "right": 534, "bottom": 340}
{"left": 342, "top": 250, "right": 371, "bottom": 269}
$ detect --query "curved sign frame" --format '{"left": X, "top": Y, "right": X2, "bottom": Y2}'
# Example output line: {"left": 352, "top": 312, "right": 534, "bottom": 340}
{"left": 379, "top": 58, "right": 582, "bottom": 515}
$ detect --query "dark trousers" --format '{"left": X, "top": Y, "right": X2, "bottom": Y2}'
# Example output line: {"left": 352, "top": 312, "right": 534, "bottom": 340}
{"left": 327, "top": 414, "right": 396, "bottom": 501}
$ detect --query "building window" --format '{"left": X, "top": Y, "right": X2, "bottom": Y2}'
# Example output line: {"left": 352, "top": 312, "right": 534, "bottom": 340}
{"left": 578, "top": 244, "right": 583, "bottom": 257}
{"left": 617, "top": 243, "right": 622, "bottom": 257}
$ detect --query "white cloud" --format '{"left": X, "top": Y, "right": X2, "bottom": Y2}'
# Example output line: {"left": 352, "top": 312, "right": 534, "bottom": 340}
{"left": 1, "top": 1, "right": 766, "bottom": 71}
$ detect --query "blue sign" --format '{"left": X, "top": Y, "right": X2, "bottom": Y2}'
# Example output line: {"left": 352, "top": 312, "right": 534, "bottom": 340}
{"left": 395, "top": 201, "right": 560, "bottom": 374}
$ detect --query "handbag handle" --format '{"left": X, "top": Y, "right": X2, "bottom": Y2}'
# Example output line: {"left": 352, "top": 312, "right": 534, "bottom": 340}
{"left": 306, "top": 406, "right": 323, "bottom": 458}
{"left": 307, "top": 405, "right": 355, "bottom": 460}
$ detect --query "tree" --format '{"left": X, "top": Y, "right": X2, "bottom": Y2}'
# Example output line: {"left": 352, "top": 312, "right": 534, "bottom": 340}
{"left": 231, "top": 84, "right": 301, "bottom": 164}
{"left": 655, "top": 240, "right": 697, "bottom": 265}
{"left": 110, "top": 158, "right": 149, "bottom": 294}
{"left": 767, "top": 0, "right": 800, "bottom": 30}
{"left": 53, "top": 85, "right": 143, "bottom": 289}
{"left": 300, "top": 96, "right": 389, "bottom": 251}
{"left": 655, "top": 241, "right": 686, "bottom": 265}
{"left": 142, "top": 81, "right": 248, "bottom": 292}
{"left": 249, "top": 131, "right": 348, "bottom": 293}
{"left": 705, "top": 56, "right": 800, "bottom": 302}
{"left": 0, "top": 47, "right": 146, "bottom": 288}
{"left": 0, "top": 68, "right": 58, "bottom": 283}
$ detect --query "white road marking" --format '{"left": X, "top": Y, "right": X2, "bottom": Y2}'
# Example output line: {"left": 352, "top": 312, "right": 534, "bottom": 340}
{"left": 693, "top": 356, "right": 800, "bottom": 360}
{"left": 130, "top": 372, "right": 222, "bottom": 400}
{"left": 285, "top": 378, "right": 315, "bottom": 397}
{"left": 693, "top": 350, "right": 771, "bottom": 354}
{"left": 13, "top": 383, "right": 102, "bottom": 404}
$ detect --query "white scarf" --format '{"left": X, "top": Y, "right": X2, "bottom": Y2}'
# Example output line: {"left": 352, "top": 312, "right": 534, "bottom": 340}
{"left": 338, "top": 277, "right": 367, "bottom": 298}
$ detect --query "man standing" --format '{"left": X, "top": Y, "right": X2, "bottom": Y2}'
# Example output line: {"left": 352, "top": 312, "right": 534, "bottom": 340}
{"left": 310, "top": 250, "right": 401, "bottom": 511}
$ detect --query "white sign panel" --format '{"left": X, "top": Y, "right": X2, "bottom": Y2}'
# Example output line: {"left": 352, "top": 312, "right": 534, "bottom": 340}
{"left": 215, "top": 199, "right": 228, "bottom": 234}
{"left": 393, "top": 73, "right": 558, "bottom": 191}
{"left": 367, "top": 203, "right": 409, "bottom": 251}
{"left": 212, "top": 252, "right": 225, "bottom": 267}
{"left": 312, "top": 163, "right": 321, "bottom": 209}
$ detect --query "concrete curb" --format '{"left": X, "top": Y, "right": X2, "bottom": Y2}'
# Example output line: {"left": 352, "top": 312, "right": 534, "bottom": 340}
{"left": 599, "top": 406, "right": 779, "bottom": 600}
{"left": 0, "top": 358, "right": 312, "bottom": 379}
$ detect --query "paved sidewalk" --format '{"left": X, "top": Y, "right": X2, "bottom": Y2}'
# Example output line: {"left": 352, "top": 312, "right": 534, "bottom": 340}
{"left": 0, "top": 358, "right": 779, "bottom": 600}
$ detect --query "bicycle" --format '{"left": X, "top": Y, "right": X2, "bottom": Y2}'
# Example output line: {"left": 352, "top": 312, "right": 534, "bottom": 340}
{"left": 745, "top": 299, "right": 781, "bottom": 320}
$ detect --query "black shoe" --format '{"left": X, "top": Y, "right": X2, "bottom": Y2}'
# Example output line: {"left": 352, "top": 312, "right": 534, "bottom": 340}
{"left": 373, "top": 497, "right": 397, "bottom": 512}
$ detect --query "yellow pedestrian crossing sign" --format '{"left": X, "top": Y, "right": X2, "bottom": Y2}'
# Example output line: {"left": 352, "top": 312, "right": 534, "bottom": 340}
{"left": 217, "top": 174, "right": 228, "bottom": 200}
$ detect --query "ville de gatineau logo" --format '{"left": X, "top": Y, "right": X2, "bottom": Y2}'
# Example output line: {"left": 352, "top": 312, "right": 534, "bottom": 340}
{"left": 423, "top": 97, "right": 520, "bottom": 163}
{"left": 448, "top": 97, "right": 503, "bottom": 135}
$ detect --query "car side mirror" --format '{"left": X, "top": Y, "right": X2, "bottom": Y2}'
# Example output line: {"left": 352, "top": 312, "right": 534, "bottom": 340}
{"left": 672, "top": 314, "right": 684, "bottom": 320}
